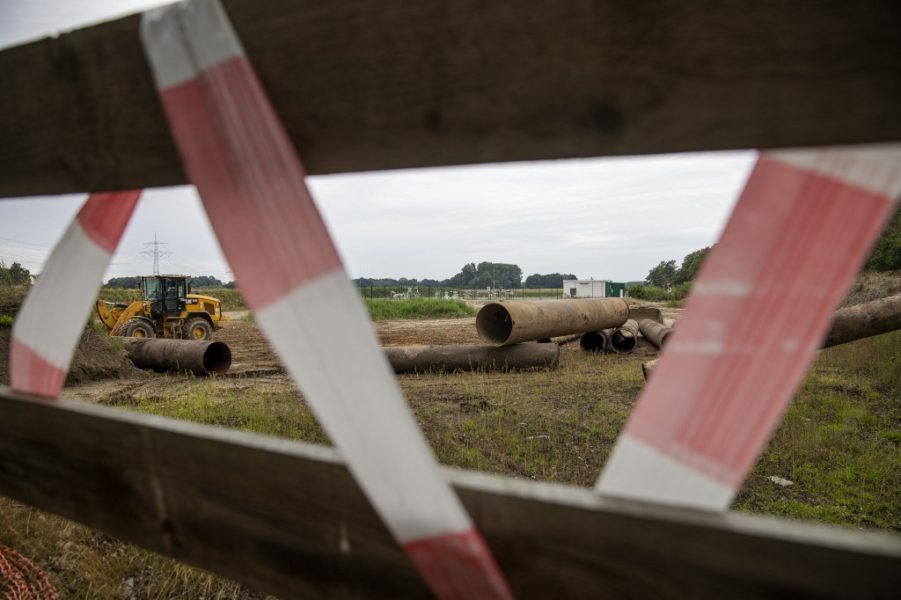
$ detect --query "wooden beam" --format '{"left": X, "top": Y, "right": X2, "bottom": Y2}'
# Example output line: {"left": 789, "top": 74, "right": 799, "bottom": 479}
{"left": 1, "top": 0, "right": 900, "bottom": 198}
{"left": 1, "top": 388, "right": 898, "bottom": 598}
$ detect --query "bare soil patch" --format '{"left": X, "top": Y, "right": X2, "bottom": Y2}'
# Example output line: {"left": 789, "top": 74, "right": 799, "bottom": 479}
{"left": 0, "top": 327, "right": 144, "bottom": 388}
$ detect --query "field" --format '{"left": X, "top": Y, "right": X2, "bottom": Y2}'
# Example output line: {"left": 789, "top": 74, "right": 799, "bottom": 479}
{"left": 1, "top": 283, "right": 899, "bottom": 597}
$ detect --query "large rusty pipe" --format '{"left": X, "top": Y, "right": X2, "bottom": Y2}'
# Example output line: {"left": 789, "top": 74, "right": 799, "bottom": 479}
{"left": 384, "top": 344, "right": 559, "bottom": 373}
{"left": 639, "top": 319, "right": 673, "bottom": 349}
{"left": 125, "top": 339, "right": 232, "bottom": 375}
{"left": 477, "top": 299, "right": 629, "bottom": 346}
{"left": 641, "top": 294, "right": 901, "bottom": 381}
{"left": 824, "top": 294, "right": 901, "bottom": 347}
{"left": 606, "top": 319, "right": 639, "bottom": 353}
{"left": 579, "top": 330, "right": 610, "bottom": 352}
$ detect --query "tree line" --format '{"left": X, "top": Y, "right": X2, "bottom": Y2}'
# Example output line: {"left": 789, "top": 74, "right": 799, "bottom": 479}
{"left": 97, "top": 208, "right": 899, "bottom": 295}
{"left": 640, "top": 204, "right": 900, "bottom": 290}
{"left": 644, "top": 247, "right": 711, "bottom": 289}
{"left": 626, "top": 247, "right": 710, "bottom": 301}
{"left": 355, "top": 262, "right": 579, "bottom": 289}
{"left": 633, "top": 206, "right": 900, "bottom": 302}
{"left": 105, "top": 275, "right": 235, "bottom": 288}
{"left": 0, "top": 261, "right": 31, "bottom": 286}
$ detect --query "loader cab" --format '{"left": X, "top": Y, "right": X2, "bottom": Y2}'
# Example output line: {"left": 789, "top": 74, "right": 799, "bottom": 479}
{"left": 143, "top": 276, "right": 187, "bottom": 318}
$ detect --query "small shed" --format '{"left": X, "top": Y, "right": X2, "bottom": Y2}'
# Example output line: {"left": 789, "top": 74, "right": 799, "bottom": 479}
{"left": 563, "top": 279, "right": 625, "bottom": 298}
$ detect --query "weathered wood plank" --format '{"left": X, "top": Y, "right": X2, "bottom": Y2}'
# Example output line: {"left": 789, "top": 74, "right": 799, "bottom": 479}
{"left": 1, "top": 0, "right": 900, "bottom": 197}
{"left": 0, "top": 388, "right": 898, "bottom": 599}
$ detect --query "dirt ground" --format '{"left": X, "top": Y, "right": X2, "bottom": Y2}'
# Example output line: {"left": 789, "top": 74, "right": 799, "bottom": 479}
{"left": 0, "top": 327, "right": 145, "bottom": 389}
{"left": 60, "top": 311, "right": 663, "bottom": 407}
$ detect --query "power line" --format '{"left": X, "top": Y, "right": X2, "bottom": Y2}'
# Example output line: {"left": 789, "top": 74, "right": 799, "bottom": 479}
{"left": 140, "top": 233, "right": 172, "bottom": 275}
{"left": 0, "top": 235, "right": 51, "bottom": 249}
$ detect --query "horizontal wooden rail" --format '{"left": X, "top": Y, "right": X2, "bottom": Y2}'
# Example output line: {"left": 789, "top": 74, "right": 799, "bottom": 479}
{"left": 1, "top": 0, "right": 900, "bottom": 197}
{"left": 1, "top": 388, "right": 898, "bottom": 598}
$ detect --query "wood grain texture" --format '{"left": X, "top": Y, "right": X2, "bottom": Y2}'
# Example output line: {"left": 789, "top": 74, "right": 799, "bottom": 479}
{"left": 1, "top": 0, "right": 900, "bottom": 197}
{"left": 1, "top": 388, "right": 898, "bottom": 599}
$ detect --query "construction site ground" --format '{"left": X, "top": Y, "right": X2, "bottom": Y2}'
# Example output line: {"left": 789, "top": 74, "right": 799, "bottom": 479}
{"left": 1, "top": 297, "right": 898, "bottom": 598}
{"left": 61, "top": 312, "right": 661, "bottom": 488}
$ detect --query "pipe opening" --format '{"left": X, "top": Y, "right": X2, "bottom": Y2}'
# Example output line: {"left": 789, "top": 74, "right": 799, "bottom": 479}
{"left": 476, "top": 303, "right": 513, "bottom": 344}
{"left": 659, "top": 330, "right": 673, "bottom": 347}
{"left": 202, "top": 341, "right": 232, "bottom": 374}
{"left": 580, "top": 331, "right": 606, "bottom": 352}
{"left": 611, "top": 331, "right": 636, "bottom": 353}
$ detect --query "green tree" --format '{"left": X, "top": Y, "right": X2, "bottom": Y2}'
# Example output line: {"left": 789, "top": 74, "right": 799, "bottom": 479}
{"left": 524, "top": 272, "right": 578, "bottom": 287}
{"left": 191, "top": 275, "right": 224, "bottom": 287}
{"left": 446, "top": 261, "right": 522, "bottom": 288}
{"left": 865, "top": 207, "right": 900, "bottom": 271}
{"left": 646, "top": 260, "right": 677, "bottom": 288}
{"left": 673, "top": 247, "right": 711, "bottom": 284}
{"left": 474, "top": 262, "right": 522, "bottom": 288}
{"left": 447, "top": 262, "right": 477, "bottom": 287}
{"left": 105, "top": 276, "right": 141, "bottom": 288}
{"left": 0, "top": 261, "right": 32, "bottom": 286}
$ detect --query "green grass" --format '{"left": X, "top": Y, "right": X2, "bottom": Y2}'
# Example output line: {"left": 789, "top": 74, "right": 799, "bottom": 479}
{"left": 405, "top": 351, "right": 643, "bottom": 483}
{"left": 194, "top": 288, "right": 246, "bottom": 311}
{"left": 0, "top": 380, "right": 306, "bottom": 599}
{"left": 364, "top": 298, "right": 476, "bottom": 320}
{"left": 0, "top": 496, "right": 262, "bottom": 599}
{"left": 97, "top": 287, "right": 142, "bottom": 303}
{"left": 102, "top": 331, "right": 900, "bottom": 530}
{"left": 0, "top": 315, "right": 12, "bottom": 327}
{"left": 2, "top": 314, "right": 898, "bottom": 598}
{"left": 733, "top": 331, "right": 900, "bottom": 528}
{"left": 108, "top": 379, "right": 327, "bottom": 444}
{"left": 0, "top": 285, "right": 27, "bottom": 317}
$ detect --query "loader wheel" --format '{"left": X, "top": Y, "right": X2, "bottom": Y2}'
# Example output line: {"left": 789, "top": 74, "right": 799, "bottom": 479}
{"left": 184, "top": 318, "right": 212, "bottom": 341}
{"left": 124, "top": 320, "right": 155, "bottom": 338}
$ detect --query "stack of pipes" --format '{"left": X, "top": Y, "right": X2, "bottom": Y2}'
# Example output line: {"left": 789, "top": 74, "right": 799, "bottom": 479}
{"left": 642, "top": 294, "right": 901, "bottom": 380}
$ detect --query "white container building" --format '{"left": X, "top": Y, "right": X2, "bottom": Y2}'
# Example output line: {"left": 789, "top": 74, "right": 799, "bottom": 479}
{"left": 562, "top": 279, "right": 624, "bottom": 298}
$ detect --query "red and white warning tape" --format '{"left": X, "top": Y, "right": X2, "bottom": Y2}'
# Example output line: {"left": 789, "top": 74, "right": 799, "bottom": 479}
{"left": 597, "top": 145, "right": 901, "bottom": 510}
{"left": 139, "top": 1, "right": 511, "bottom": 597}
{"left": 10, "top": 191, "right": 141, "bottom": 398}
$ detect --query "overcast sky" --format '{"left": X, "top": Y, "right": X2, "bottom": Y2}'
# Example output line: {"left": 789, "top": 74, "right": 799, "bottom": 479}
{"left": 0, "top": 1, "right": 756, "bottom": 284}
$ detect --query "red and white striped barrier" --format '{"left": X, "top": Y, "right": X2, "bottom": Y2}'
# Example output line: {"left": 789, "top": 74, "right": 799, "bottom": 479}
{"left": 597, "top": 145, "right": 901, "bottom": 510}
{"left": 10, "top": 191, "right": 141, "bottom": 398}
{"left": 139, "top": 2, "right": 511, "bottom": 597}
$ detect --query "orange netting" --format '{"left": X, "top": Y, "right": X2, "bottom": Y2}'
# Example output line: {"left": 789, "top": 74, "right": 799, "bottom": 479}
{"left": 0, "top": 546, "right": 58, "bottom": 600}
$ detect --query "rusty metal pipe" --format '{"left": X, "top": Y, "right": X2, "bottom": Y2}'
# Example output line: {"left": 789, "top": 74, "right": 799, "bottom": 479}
{"left": 477, "top": 299, "right": 629, "bottom": 346}
{"left": 579, "top": 330, "right": 610, "bottom": 352}
{"left": 551, "top": 333, "right": 583, "bottom": 345}
{"left": 607, "top": 319, "right": 639, "bottom": 353}
{"left": 384, "top": 344, "right": 559, "bottom": 373}
{"left": 125, "top": 339, "right": 232, "bottom": 375}
{"left": 639, "top": 319, "right": 673, "bottom": 349}
{"left": 824, "top": 294, "right": 901, "bottom": 347}
{"left": 641, "top": 295, "right": 901, "bottom": 380}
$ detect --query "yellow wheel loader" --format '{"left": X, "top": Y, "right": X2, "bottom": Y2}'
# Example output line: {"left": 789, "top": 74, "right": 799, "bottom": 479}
{"left": 96, "top": 275, "right": 229, "bottom": 341}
